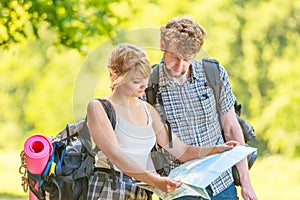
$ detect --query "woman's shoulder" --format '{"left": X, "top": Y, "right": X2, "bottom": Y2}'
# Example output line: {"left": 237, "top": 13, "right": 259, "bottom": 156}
{"left": 140, "top": 99, "right": 161, "bottom": 121}
{"left": 87, "top": 98, "right": 109, "bottom": 115}
{"left": 139, "top": 99, "right": 152, "bottom": 110}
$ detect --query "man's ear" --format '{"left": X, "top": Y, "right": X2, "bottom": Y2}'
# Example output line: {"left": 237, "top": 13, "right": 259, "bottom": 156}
{"left": 160, "top": 38, "right": 165, "bottom": 51}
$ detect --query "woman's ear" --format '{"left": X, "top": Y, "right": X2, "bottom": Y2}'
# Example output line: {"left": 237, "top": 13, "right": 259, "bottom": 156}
{"left": 109, "top": 68, "right": 117, "bottom": 81}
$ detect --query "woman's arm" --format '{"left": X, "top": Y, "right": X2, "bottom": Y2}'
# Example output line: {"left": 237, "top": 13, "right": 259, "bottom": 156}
{"left": 87, "top": 99, "right": 181, "bottom": 192}
{"left": 148, "top": 103, "right": 238, "bottom": 162}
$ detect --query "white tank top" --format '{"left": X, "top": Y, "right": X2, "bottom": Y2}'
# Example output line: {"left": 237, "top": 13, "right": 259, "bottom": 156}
{"left": 113, "top": 101, "right": 156, "bottom": 171}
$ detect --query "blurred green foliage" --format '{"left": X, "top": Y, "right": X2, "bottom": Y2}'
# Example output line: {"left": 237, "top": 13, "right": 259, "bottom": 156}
{"left": 0, "top": 0, "right": 300, "bottom": 157}
{"left": 0, "top": 0, "right": 132, "bottom": 49}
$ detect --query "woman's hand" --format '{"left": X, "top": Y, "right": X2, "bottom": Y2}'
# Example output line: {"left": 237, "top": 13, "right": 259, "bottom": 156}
{"left": 215, "top": 140, "right": 239, "bottom": 153}
{"left": 154, "top": 176, "right": 182, "bottom": 193}
{"left": 225, "top": 140, "right": 239, "bottom": 147}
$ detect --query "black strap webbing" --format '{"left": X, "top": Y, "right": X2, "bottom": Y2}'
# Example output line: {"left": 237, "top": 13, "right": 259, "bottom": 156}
{"left": 202, "top": 58, "right": 223, "bottom": 125}
{"left": 146, "top": 64, "right": 173, "bottom": 148}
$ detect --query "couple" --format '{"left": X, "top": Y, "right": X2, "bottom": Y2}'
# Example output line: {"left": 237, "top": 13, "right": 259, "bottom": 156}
{"left": 87, "top": 17, "right": 257, "bottom": 200}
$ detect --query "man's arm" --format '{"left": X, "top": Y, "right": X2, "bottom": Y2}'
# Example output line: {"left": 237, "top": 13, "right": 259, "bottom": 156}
{"left": 221, "top": 107, "right": 257, "bottom": 200}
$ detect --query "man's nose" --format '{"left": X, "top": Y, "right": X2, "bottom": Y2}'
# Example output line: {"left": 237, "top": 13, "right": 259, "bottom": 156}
{"left": 175, "top": 58, "right": 185, "bottom": 68}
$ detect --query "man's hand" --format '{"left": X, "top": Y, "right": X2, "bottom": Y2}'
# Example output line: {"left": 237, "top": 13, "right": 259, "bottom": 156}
{"left": 241, "top": 180, "right": 258, "bottom": 200}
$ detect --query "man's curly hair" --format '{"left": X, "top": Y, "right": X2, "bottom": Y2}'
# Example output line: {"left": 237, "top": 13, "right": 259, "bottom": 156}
{"left": 160, "top": 17, "right": 206, "bottom": 58}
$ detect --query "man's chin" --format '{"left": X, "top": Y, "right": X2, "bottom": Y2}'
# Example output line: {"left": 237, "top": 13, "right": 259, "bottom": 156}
{"left": 172, "top": 73, "right": 184, "bottom": 78}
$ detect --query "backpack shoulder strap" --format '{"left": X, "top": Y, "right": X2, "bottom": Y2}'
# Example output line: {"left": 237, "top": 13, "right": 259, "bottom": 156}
{"left": 91, "top": 99, "right": 116, "bottom": 152}
{"left": 145, "top": 64, "right": 159, "bottom": 105}
{"left": 145, "top": 64, "right": 173, "bottom": 148}
{"left": 96, "top": 98, "right": 116, "bottom": 129}
{"left": 76, "top": 99, "right": 116, "bottom": 155}
{"left": 202, "top": 58, "right": 223, "bottom": 122}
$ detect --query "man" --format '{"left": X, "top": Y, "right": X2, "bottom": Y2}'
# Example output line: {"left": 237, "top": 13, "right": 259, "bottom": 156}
{"left": 149, "top": 17, "right": 257, "bottom": 200}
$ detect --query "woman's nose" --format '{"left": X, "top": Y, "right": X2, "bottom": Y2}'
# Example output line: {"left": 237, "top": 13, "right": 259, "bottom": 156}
{"left": 140, "top": 84, "right": 148, "bottom": 89}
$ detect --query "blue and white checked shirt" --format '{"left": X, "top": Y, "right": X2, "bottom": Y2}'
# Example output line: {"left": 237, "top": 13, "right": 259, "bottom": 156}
{"left": 153, "top": 59, "right": 236, "bottom": 196}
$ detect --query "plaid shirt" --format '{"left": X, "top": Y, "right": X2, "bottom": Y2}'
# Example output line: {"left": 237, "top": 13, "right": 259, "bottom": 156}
{"left": 154, "top": 59, "right": 236, "bottom": 196}
{"left": 88, "top": 171, "right": 149, "bottom": 200}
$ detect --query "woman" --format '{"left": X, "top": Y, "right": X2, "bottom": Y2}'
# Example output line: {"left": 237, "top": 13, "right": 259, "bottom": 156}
{"left": 87, "top": 43, "right": 238, "bottom": 199}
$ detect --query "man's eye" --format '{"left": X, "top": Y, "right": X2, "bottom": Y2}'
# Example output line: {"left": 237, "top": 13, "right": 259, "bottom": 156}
{"left": 171, "top": 54, "right": 178, "bottom": 59}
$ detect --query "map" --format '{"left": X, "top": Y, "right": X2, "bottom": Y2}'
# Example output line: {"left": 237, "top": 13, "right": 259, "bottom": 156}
{"left": 136, "top": 145, "right": 257, "bottom": 200}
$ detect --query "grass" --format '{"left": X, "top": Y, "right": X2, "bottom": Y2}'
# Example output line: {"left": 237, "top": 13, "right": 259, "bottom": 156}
{"left": 0, "top": 150, "right": 27, "bottom": 199}
{"left": 248, "top": 155, "right": 300, "bottom": 200}
{"left": 1, "top": 150, "right": 300, "bottom": 200}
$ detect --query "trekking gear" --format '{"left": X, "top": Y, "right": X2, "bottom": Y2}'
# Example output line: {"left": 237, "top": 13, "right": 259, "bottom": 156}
{"left": 150, "top": 143, "right": 170, "bottom": 176}
{"left": 146, "top": 65, "right": 173, "bottom": 148}
{"left": 202, "top": 58, "right": 257, "bottom": 186}
{"left": 20, "top": 99, "right": 116, "bottom": 200}
{"left": 146, "top": 65, "right": 172, "bottom": 175}
{"left": 145, "top": 59, "right": 257, "bottom": 186}
{"left": 202, "top": 58, "right": 256, "bottom": 143}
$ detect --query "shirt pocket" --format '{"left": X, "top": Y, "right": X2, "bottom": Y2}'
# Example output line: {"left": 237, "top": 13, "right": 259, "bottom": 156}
{"left": 195, "top": 83, "right": 217, "bottom": 122}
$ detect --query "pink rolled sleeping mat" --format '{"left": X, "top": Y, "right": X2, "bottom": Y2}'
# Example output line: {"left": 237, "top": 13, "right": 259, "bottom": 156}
{"left": 24, "top": 134, "right": 53, "bottom": 200}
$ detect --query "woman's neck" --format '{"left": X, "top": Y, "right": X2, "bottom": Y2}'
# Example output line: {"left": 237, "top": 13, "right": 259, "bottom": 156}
{"left": 108, "top": 91, "right": 137, "bottom": 107}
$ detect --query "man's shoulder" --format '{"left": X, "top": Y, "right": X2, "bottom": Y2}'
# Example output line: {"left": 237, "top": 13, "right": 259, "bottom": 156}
{"left": 149, "top": 63, "right": 165, "bottom": 84}
{"left": 193, "top": 59, "right": 202, "bottom": 65}
{"left": 199, "top": 58, "right": 229, "bottom": 77}
{"left": 191, "top": 59, "right": 204, "bottom": 78}
{"left": 150, "top": 63, "right": 161, "bottom": 75}
{"left": 192, "top": 59, "right": 203, "bottom": 69}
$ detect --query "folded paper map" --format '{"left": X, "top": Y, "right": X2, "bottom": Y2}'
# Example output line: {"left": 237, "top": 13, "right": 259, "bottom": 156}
{"left": 136, "top": 145, "right": 257, "bottom": 200}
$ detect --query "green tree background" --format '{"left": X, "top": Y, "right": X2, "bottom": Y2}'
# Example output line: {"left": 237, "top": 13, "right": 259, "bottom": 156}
{"left": 0, "top": 0, "right": 299, "bottom": 199}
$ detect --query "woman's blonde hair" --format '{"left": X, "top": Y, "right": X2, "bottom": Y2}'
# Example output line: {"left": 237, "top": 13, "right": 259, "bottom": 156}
{"left": 107, "top": 43, "right": 151, "bottom": 90}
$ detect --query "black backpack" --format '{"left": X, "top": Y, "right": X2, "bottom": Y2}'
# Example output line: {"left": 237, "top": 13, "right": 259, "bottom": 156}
{"left": 145, "top": 59, "right": 257, "bottom": 186}
{"left": 202, "top": 58, "right": 257, "bottom": 185}
{"left": 23, "top": 99, "right": 116, "bottom": 200}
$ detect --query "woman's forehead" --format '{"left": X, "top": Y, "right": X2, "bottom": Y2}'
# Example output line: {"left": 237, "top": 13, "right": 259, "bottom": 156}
{"left": 127, "top": 68, "right": 145, "bottom": 78}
